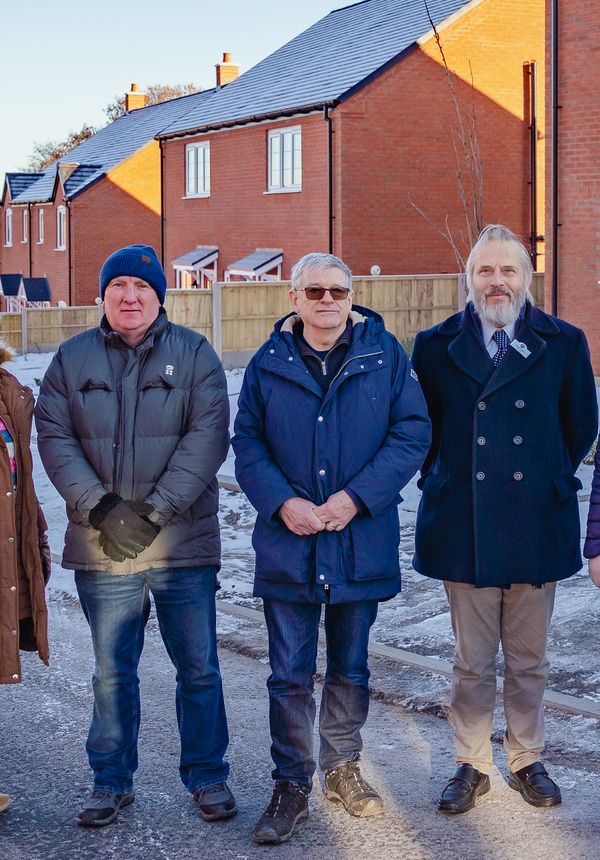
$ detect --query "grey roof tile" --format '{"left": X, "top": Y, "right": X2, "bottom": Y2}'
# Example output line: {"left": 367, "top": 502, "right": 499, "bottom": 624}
{"left": 5, "top": 173, "right": 42, "bottom": 200}
{"left": 159, "top": 0, "right": 470, "bottom": 136}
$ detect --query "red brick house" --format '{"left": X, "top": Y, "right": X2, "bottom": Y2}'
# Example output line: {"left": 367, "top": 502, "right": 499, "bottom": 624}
{"left": 0, "top": 87, "right": 210, "bottom": 305}
{"left": 159, "top": 0, "right": 545, "bottom": 286}
{"left": 545, "top": 0, "right": 600, "bottom": 371}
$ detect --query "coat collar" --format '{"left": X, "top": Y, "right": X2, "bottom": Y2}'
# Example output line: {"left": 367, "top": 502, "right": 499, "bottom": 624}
{"left": 443, "top": 303, "right": 558, "bottom": 394}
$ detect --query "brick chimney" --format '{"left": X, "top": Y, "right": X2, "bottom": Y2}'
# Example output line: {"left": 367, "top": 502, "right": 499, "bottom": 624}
{"left": 125, "top": 83, "right": 148, "bottom": 112}
{"left": 216, "top": 53, "right": 239, "bottom": 87}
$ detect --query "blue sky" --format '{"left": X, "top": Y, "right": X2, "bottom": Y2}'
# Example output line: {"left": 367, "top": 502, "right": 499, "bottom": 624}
{"left": 0, "top": 0, "right": 350, "bottom": 175}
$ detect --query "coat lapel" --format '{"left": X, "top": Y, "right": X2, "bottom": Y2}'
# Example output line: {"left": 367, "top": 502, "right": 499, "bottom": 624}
{"left": 479, "top": 307, "right": 553, "bottom": 398}
{"left": 447, "top": 311, "right": 494, "bottom": 387}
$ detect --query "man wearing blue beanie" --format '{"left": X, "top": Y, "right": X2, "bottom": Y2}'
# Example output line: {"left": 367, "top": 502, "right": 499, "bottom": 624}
{"left": 35, "top": 245, "right": 236, "bottom": 827}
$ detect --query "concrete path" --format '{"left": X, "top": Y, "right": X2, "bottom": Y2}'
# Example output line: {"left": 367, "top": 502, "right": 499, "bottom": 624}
{"left": 1, "top": 597, "right": 599, "bottom": 860}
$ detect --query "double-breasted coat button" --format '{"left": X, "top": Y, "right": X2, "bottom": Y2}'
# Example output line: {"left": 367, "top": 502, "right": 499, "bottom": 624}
{"left": 477, "top": 437, "right": 486, "bottom": 446}
{"left": 515, "top": 399, "right": 525, "bottom": 409}
{"left": 317, "top": 416, "right": 324, "bottom": 423}
{"left": 319, "top": 469, "right": 326, "bottom": 476}
{"left": 476, "top": 471, "right": 485, "bottom": 481}
{"left": 513, "top": 436, "right": 523, "bottom": 445}
{"left": 477, "top": 401, "right": 487, "bottom": 411}
{"left": 513, "top": 471, "right": 524, "bottom": 481}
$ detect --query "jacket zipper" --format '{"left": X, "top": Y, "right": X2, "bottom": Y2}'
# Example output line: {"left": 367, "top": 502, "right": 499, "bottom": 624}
{"left": 328, "top": 349, "right": 383, "bottom": 388}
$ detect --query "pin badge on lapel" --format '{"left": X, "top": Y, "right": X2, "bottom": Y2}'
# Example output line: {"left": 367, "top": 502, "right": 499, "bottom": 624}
{"left": 510, "top": 340, "right": 531, "bottom": 358}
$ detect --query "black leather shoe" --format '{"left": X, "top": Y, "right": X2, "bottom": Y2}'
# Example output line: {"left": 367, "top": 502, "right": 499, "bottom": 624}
{"left": 438, "top": 764, "right": 490, "bottom": 814}
{"left": 193, "top": 782, "right": 237, "bottom": 821}
{"left": 77, "top": 790, "right": 135, "bottom": 827}
{"left": 508, "top": 762, "right": 561, "bottom": 807}
{"left": 253, "top": 782, "right": 309, "bottom": 845}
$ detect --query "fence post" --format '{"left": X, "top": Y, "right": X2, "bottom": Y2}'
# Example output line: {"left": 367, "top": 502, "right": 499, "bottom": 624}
{"left": 21, "top": 306, "right": 28, "bottom": 355}
{"left": 212, "top": 281, "right": 223, "bottom": 359}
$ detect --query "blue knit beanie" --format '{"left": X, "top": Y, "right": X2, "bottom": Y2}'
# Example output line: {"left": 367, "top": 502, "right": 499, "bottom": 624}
{"left": 99, "top": 245, "right": 167, "bottom": 304}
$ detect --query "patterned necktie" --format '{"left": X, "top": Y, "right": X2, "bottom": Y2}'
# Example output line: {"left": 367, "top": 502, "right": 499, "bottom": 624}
{"left": 492, "top": 329, "right": 510, "bottom": 367}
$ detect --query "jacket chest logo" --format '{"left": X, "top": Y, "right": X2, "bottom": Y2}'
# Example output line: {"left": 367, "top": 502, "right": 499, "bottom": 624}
{"left": 165, "top": 364, "right": 174, "bottom": 376}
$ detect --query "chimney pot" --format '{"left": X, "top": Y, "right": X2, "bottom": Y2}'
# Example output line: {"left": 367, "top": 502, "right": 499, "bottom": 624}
{"left": 125, "top": 83, "right": 148, "bottom": 112}
{"left": 216, "top": 53, "right": 239, "bottom": 87}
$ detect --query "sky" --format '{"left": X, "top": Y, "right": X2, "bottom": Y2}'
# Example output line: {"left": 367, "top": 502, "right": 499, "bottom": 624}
{"left": 0, "top": 0, "right": 352, "bottom": 176}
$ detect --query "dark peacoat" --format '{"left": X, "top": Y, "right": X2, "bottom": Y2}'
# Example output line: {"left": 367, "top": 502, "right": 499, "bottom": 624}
{"left": 412, "top": 303, "right": 598, "bottom": 587}
{"left": 0, "top": 346, "right": 50, "bottom": 684}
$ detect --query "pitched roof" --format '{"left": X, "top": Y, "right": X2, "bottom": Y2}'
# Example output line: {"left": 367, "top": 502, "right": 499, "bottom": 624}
{"left": 23, "top": 277, "right": 51, "bottom": 302}
{"left": 10, "top": 89, "right": 214, "bottom": 204}
{"left": 0, "top": 274, "right": 24, "bottom": 296}
{"left": 5, "top": 173, "right": 42, "bottom": 201}
{"left": 159, "top": 0, "right": 473, "bottom": 138}
{"left": 227, "top": 249, "right": 283, "bottom": 277}
{"left": 172, "top": 246, "right": 219, "bottom": 268}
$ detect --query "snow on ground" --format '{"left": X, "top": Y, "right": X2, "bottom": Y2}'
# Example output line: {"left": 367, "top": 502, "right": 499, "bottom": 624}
{"left": 9, "top": 350, "right": 600, "bottom": 704}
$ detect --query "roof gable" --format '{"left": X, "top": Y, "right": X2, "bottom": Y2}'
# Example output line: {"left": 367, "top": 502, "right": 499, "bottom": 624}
{"left": 9, "top": 88, "right": 214, "bottom": 204}
{"left": 159, "top": 0, "right": 472, "bottom": 138}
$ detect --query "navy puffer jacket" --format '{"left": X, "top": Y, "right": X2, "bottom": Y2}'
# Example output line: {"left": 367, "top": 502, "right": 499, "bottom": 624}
{"left": 232, "top": 307, "right": 431, "bottom": 602}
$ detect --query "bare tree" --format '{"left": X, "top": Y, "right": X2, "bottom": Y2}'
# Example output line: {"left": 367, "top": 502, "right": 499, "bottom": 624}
{"left": 25, "top": 124, "right": 98, "bottom": 171}
{"left": 104, "top": 83, "right": 200, "bottom": 122}
{"left": 409, "top": 0, "right": 485, "bottom": 269}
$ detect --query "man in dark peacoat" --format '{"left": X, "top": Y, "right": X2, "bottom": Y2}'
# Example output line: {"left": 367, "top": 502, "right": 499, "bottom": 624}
{"left": 412, "top": 224, "right": 598, "bottom": 815}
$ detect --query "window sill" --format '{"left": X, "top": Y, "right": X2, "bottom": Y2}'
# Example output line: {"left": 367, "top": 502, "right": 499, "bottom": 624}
{"left": 182, "top": 193, "right": 210, "bottom": 200}
{"left": 55, "top": 246, "right": 66, "bottom": 251}
{"left": 36, "top": 241, "right": 44, "bottom": 245}
{"left": 263, "top": 187, "right": 302, "bottom": 195}
{"left": 3, "top": 244, "right": 12, "bottom": 248}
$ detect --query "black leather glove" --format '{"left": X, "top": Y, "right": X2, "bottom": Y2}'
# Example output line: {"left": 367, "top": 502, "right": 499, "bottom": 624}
{"left": 89, "top": 494, "right": 160, "bottom": 560}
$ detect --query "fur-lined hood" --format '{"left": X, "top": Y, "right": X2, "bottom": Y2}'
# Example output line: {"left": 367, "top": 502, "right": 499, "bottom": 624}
{"left": 0, "top": 340, "right": 15, "bottom": 366}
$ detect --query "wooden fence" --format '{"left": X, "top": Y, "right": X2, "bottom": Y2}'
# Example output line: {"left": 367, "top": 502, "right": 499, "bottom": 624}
{"left": 0, "top": 273, "right": 544, "bottom": 360}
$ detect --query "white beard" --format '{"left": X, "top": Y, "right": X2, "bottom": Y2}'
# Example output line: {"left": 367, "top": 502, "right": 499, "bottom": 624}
{"left": 473, "top": 288, "right": 526, "bottom": 327}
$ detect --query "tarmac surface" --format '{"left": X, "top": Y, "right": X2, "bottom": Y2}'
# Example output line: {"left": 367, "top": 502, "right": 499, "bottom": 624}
{"left": 1, "top": 596, "right": 600, "bottom": 860}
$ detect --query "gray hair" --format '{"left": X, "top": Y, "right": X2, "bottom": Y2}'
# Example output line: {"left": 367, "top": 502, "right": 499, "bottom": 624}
{"left": 466, "top": 224, "right": 534, "bottom": 304}
{"left": 290, "top": 252, "right": 353, "bottom": 292}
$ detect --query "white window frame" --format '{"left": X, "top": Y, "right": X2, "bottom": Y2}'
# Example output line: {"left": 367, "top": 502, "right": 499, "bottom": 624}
{"left": 56, "top": 205, "right": 66, "bottom": 250}
{"left": 185, "top": 142, "right": 210, "bottom": 198}
{"left": 21, "top": 208, "right": 28, "bottom": 243}
{"left": 37, "top": 209, "right": 44, "bottom": 244}
{"left": 267, "top": 126, "right": 302, "bottom": 193}
{"left": 4, "top": 208, "right": 12, "bottom": 246}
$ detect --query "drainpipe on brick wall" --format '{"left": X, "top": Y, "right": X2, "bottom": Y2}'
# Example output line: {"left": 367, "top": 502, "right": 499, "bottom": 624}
{"left": 551, "top": 0, "right": 559, "bottom": 315}
{"left": 159, "top": 138, "right": 166, "bottom": 270}
{"left": 324, "top": 106, "right": 334, "bottom": 254}
{"left": 526, "top": 61, "right": 540, "bottom": 271}
{"left": 27, "top": 204, "right": 33, "bottom": 277}
{"left": 66, "top": 199, "right": 73, "bottom": 306}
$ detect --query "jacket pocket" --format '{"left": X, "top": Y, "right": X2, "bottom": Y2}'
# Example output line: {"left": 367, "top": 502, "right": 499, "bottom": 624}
{"left": 348, "top": 507, "right": 400, "bottom": 580}
{"left": 552, "top": 474, "right": 583, "bottom": 503}
{"left": 417, "top": 472, "right": 447, "bottom": 498}
{"left": 253, "top": 519, "right": 315, "bottom": 583}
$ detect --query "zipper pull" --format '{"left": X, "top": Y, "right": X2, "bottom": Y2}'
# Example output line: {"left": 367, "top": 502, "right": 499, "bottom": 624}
{"left": 321, "top": 361, "right": 327, "bottom": 376}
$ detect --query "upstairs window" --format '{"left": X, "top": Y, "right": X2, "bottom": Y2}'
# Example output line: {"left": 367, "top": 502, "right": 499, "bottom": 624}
{"left": 4, "top": 209, "right": 12, "bottom": 246}
{"left": 38, "top": 209, "right": 44, "bottom": 244}
{"left": 185, "top": 142, "right": 210, "bottom": 197}
{"left": 21, "top": 209, "right": 28, "bottom": 243}
{"left": 268, "top": 127, "right": 302, "bottom": 192}
{"left": 56, "top": 206, "right": 66, "bottom": 250}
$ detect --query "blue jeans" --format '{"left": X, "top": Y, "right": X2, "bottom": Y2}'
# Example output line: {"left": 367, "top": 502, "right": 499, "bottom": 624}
{"left": 75, "top": 566, "right": 230, "bottom": 794}
{"left": 263, "top": 599, "right": 379, "bottom": 791}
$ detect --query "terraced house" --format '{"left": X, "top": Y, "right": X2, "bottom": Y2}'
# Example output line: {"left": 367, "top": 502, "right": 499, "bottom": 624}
{"left": 1, "top": 0, "right": 545, "bottom": 302}
{"left": 159, "top": 0, "right": 545, "bottom": 285}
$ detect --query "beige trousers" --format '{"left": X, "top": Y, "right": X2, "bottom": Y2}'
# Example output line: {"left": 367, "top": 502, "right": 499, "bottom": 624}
{"left": 444, "top": 580, "right": 557, "bottom": 774}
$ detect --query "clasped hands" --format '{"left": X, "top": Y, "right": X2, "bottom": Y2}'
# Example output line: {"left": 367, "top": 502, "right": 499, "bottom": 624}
{"left": 89, "top": 493, "right": 161, "bottom": 562}
{"left": 279, "top": 491, "right": 358, "bottom": 536}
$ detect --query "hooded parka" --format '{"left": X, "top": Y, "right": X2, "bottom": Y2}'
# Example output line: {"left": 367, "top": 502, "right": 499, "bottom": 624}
{"left": 412, "top": 303, "right": 598, "bottom": 587}
{"left": 0, "top": 346, "right": 49, "bottom": 684}
{"left": 34, "top": 311, "right": 229, "bottom": 574}
{"left": 232, "top": 307, "right": 431, "bottom": 603}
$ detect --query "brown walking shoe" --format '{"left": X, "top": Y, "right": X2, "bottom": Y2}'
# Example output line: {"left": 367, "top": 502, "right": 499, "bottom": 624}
{"left": 324, "top": 761, "right": 384, "bottom": 818}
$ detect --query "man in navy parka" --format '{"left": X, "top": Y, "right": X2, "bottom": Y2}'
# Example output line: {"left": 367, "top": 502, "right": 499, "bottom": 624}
{"left": 232, "top": 252, "right": 430, "bottom": 844}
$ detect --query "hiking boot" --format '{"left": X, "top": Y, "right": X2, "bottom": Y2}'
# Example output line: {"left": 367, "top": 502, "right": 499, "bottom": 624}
{"left": 253, "top": 781, "right": 309, "bottom": 845}
{"left": 193, "top": 782, "right": 237, "bottom": 821}
{"left": 0, "top": 793, "right": 11, "bottom": 813}
{"left": 77, "top": 789, "right": 135, "bottom": 827}
{"left": 324, "top": 761, "right": 384, "bottom": 817}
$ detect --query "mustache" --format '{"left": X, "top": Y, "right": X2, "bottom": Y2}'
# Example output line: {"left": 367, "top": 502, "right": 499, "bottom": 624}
{"left": 484, "top": 286, "right": 512, "bottom": 299}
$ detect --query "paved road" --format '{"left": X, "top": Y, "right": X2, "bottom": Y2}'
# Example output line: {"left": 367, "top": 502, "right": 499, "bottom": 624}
{"left": 1, "top": 597, "right": 599, "bottom": 860}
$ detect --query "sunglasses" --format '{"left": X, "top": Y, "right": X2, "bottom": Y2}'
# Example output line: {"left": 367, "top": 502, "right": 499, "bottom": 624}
{"left": 298, "top": 286, "right": 351, "bottom": 301}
